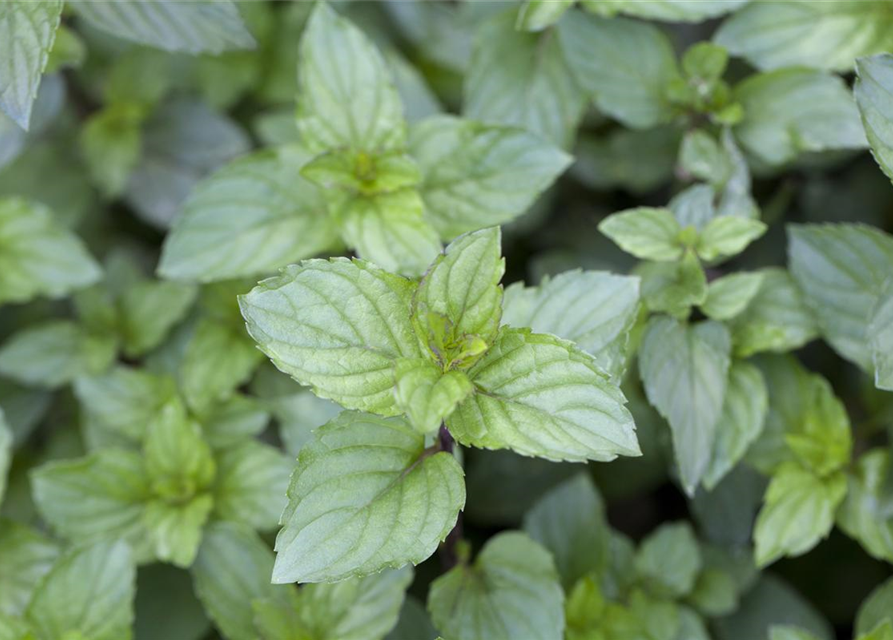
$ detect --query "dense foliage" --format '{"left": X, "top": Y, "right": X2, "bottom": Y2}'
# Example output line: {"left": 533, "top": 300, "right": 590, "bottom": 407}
{"left": 2, "top": 1, "right": 893, "bottom": 639}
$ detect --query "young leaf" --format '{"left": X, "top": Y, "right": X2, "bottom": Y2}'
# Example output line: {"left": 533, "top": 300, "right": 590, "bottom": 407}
{"left": 427, "top": 532, "right": 564, "bottom": 640}
{"left": 409, "top": 115, "right": 571, "bottom": 238}
{"left": 393, "top": 358, "right": 474, "bottom": 434}
{"left": 212, "top": 440, "right": 291, "bottom": 531}
{"left": 465, "top": 10, "right": 586, "bottom": 148}
{"left": 0, "top": 520, "right": 58, "bottom": 617}
{"left": 448, "top": 328, "right": 640, "bottom": 462}
{"left": 733, "top": 69, "right": 867, "bottom": 166}
{"left": 70, "top": 0, "right": 254, "bottom": 54}
{"left": 598, "top": 207, "right": 684, "bottom": 261}
{"left": 788, "top": 224, "right": 893, "bottom": 371}
{"left": 26, "top": 540, "right": 136, "bottom": 640}
{"left": 558, "top": 11, "right": 680, "bottom": 129}
{"left": 143, "top": 495, "right": 214, "bottom": 568}
{"left": 0, "top": 197, "right": 101, "bottom": 305}
{"left": 638, "top": 251, "right": 708, "bottom": 319}
{"left": 696, "top": 216, "right": 767, "bottom": 262}
{"left": 159, "top": 145, "right": 338, "bottom": 283}
{"left": 754, "top": 463, "right": 847, "bottom": 567}
{"left": 837, "top": 450, "right": 893, "bottom": 563}
{"left": 0, "top": 0, "right": 62, "bottom": 129}
{"left": 855, "top": 54, "right": 893, "bottom": 182}
{"left": 414, "top": 227, "right": 504, "bottom": 341}
{"left": 639, "top": 317, "right": 731, "bottom": 494}
{"left": 635, "top": 521, "right": 702, "bottom": 598}
{"left": 716, "top": 1, "right": 893, "bottom": 72}
{"left": 523, "top": 474, "right": 611, "bottom": 590}
{"left": 297, "top": 2, "right": 405, "bottom": 154}
{"left": 516, "top": 0, "right": 574, "bottom": 31}
{"left": 700, "top": 272, "right": 765, "bottom": 321}
{"left": 239, "top": 258, "right": 422, "bottom": 415}
{"left": 119, "top": 279, "right": 197, "bottom": 357}
{"left": 273, "top": 411, "right": 465, "bottom": 583}
{"left": 868, "top": 282, "right": 893, "bottom": 391}
{"left": 144, "top": 403, "right": 216, "bottom": 501}
{"left": 501, "top": 269, "right": 640, "bottom": 382}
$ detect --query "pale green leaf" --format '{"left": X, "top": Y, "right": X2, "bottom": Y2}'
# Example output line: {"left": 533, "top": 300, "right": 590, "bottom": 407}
{"left": 635, "top": 521, "right": 702, "bottom": 598}
{"left": 638, "top": 251, "right": 708, "bottom": 319}
{"left": 119, "top": 280, "right": 197, "bottom": 357}
{"left": 700, "top": 272, "right": 765, "bottom": 321}
{"left": 70, "top": 0, "right": 254, "bottom": 54}
{"left": 448, "top": 328, "right": 640, "bottom": 462}
{"left": 213, "top": 440, "right": 291, "bottom": 531}
{"left": 144, "top": 495, "right": 214, "bottom": 568}
{"left": 869, "top": 281, "right": 893, "bottom": 391}
{"left": 144, "top": 403, "right": 216, "bottom": 500}
{"left": 159, "top": 145, "right": 337, "bottom": 283}
{"left": 0, "top": 320, "right": 116, "bottom": 388}
{"left": 414, "top": 226, "right": 504, "bottom": 341}
{"left": 516, "top": 0, "right": 574, "bottom": 31}
{"left": 733, "top": 69, "right": 867, "bottom": 166}
{"left": 0, "top": 197, "right": 101, "bottom": 305}
{"left": 856, "top": 576, "right": 893, "bottom": 637}
{"left": 273, "top": 411, "right": 465, "bottom": 583}
{"left": 598, "top": 207, "right": 683, "bottom": 261}
{"left": 394, "top": 358, "right": 473, "bottom": 434}
{"left": 267, "top": 390, "right": 342, "bottom": 458}
{"left": 427, "top": 532, "right": 564, "bottom": 640}
{"left": 770, "top": 626, "right": 822, "bottom": 640}
{"left": 79, "top": 105, "right": 143, "bottom": 198}
{"left": 297, "top": 2, "right": 404, "bottom": 154}
{"left": 716, "top": 1, "right": 893, "bottom": 72}
{"left": 861, "top": 621, "right": 893, "bottom": 640}
{"left": 587, "top": 0, "right": 747, "bottom": 22}
{"left": 639, "top": 317, "right": 731, "bottom": 494}
{"left": 337, "top": 188, "right": 441, "bottom": 276}
{"left": 240, "top": 258, "right": 422, "bottom": 415}
{"left": 465, "top": 10, "right": 586, "bottom": 148}
{"left": 0, "top": 411, "right": 9, "bottom": 507}
{"left": 409, "top": 115, "right": 571, "bottom": 237}
{"left": 837, "top": 450, "right": 893, "bottom": 563}
{"left": 26, "top": 540, "right": 136, "bottom": 640}
{"left": 688, "top": 568, "right": 738, "bottom": 617}
{"left": 201, "top": 393, "right": 270, "bottom": 449}
{"left": 0, "top": 519, "right": 58, "bottom": 617}
{"left": 704, "top": 361, "right": 768, "bottom": 490}
{"left": 558, "top": 10, "right": 680, "bottom": 129}
{"left": 31, "top": 449, "right": 151, "bottom": 558}
{"left": 754, "top": 463, "right": 847, "bottom": 567}
{"left": 855, "top": 54, "right": 893, "bottom": 182}
{"left": 696, "top": 216, "right": 767, "bottom": 262}
{"left": 788, "top": 224, "right": 893, "bottom": 371}
{"left": 522, "top": 473, "right": 610, "bottom": 590}
{"left": 192, "top": 522, "right": 288, "bottom": 640}
{"left": 300, "top": 149, "right": 420, "bottom": 193}
{"left": 502, "top": 269, "right": 640, "bottom": 382}
{"left": 729, "top": 268, "right": 819, "bottom": 357}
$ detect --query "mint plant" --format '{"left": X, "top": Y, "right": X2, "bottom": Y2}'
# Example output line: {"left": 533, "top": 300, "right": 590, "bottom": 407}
{"left": 4, "top": 1, "right": 893, "bottom": 639}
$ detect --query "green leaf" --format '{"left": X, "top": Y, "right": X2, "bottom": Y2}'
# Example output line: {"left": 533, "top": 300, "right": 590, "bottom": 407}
{"left": 0, "top": 320, "right": 116, "bottom": 389}
{"left": 301, "top": 149, "right": 421, "bottom": 194}
{"left": 448, "top": 328, "right": 640, "bottom": 462}
{"left": 573, "top": 126, "right": 679, "bottom": 194}
{"left": 414, "top": 227, "right": 504, "bottom": 342}
{"left": 733, "top": 69, "right": 867, "bottom": 166}
{"left": 502, "top": 269, "right": 640, "bottom": 382}
{"left": 754, "top": 463, "right": 848, "bottom": 567}
{"left": 770, "top": 626, "right": 822, "bottom": 640}
{"left": 465, "top": 10, "right": 586, "bottom": 148}
{"left": 31, "top": 449, "right": 151, "bottom": 558}
{"left": 639, "top": 317, "right": 731, "bottom": 494}
{"left": 696, "top": 216, "right": 767, "bottom": 262}
{"left": 523, "top": 474, "right": 610, "bottom": 590}
{"left": 704, "top": 361, "right": 768, "bottom": 490}
{"left": 861, "top": 621, "right": 893, "bottom": 640}
{"left": 856, "top": 576, "right": 893, "bottom": 637}
{"left": 700, "top": 272, "right": 765, "bottom": 321}
{"left": 159, "top": 145, "right": 338, "bottom": 283}
{"left": 336, "top": 188, "right": 441, "bottom": 276}
{"left": 26, "top": 540, "right": 136, "bottom": 640}
{"left": 783, "top": 375, "right": 851, "bottom": 477}
{"left": 688, "top": 568, "right": 738, "bottom": 617}
{"left": 70, "top": 0, "right": 254, "bottom": 54}
{"left": 265, "top": 390, "right": 342, "bottom": 458}
{"left": 0, "top": 0, "right": 61, "bottom": 129}
{"left": 855, "top": 54, "right": 893, "bottom": 182}
{"left": 201, "top": 394, "right": 270, "bottom": 449}
{"left": 144, "top": 403, "right": 216, "bottom": 502}
{"left": 212, "top": 440, "right": 291, "bottom": 531}
{"left": 638, "top": 251, "right": 708, "bottom": 319}
{"left": 716, "top": 1, "right": 893, "bottom": 72}
{"left": 729, "top": 268, "right": 819, "bottom": 357}
{"left": 599, "top": 207, "right": 683, "bottom": 261}
{"left": 133, "top": 564, "right": 210, "bottom": 640}
{"left": 119, "top": 280, "right": 197, "bottom": 357}
{"left": 180, "top": 318, "right": 263, "bottom": 412}
{"left": 240, "top": 258, "right": 422, "bottom": 415}
{"left": 297, "top": 2, "right": 404, "bottom": 154}
{"left": 0, "top": 411, "right": 9, "bottom": 507}
{"left": 587, "top": 0, "right": 746, "bottom": 22}
{"left": 869, "top": 281, "right": 893, "bottom": 391}
{"left": 394, "top": 358, "right": 473, "bottom": 434}
{"left": 516, "top": 0, "right": 574, "bottom": 31}
{"left": 80, "top": 104, "right": 144, "bottom": 198}
{"left": 0, "top": 519, "right": 58, "bottom": 617}
{"left": 0, "top": 197, "right": 101, "bottom": 305}
{"left": 427, "top": 532, "right": 564, "bottom": 640}
{"left": 837, "top": 450, "right": 893, "bottom": 563}
{"left": 558, "top": 10, "right": 680, "bottom": 129}
{"left": 680, "top": 129, "right": 734, "bottom": 188}
{"left": 144, "top": 495, "right": 214, "bottom": 568}
{"left": 273, "top": 411, "right": 465, "bottom": 583}
{"left": 409, "top": 115, "right": 571, "bottom": 238}
{"left": 385, "top": 596, "right": 438, "bottom": 640}
{"left": 635, "top": 521, "right": 702, "bottom": 598}
{"left": 788, "top": 224, "right": 893, "bottom": 371}
{"left": 192, "top": 522, "right": 288, "bottom": 640}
